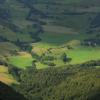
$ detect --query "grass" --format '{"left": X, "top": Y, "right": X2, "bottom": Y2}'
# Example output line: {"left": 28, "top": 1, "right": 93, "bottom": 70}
{"left": 0, "top": 65, "right": 17, "bottom": 85}
{"left": 47, "top": 47, "right": 100, "bottom": 66}
{"left": 8, "top": 55, "right": 48, "bottom": 69}
{"left": 8, "top": 46, "right": 100, "bottom": 69}
{"left": 66, "top": 47, "right": 100, "bottom": 64}
{"left": 8, "top": 52, "right": 34, "bottom": 68}
{"left": 8, "top": 54, "right": 47, "bottom": 69}
{"left": 0, "top": 66, "right": 8, "bottom": 73}
{"left": 9, "top": 46, "right": 100, "bottom": 69}
{"left": 42, "top": 25, "right": 77, "bottom": 35}
{"left": 40, "top": 32, "right": 95, "bottom": 45}
{"left": 6, "top": 30, "right": 100, "bottom": 69}
{"left": 46, "top": 46, "right": 100, "bottom": 66}
{"left": 0, "top": 42, "right": 19, "bottom": 56}
{"left": 8, "top": 56, "right": 33, "bottom": 68}
{"left": 1, "top": 0, "right": 99, "bottom": 70}
{"left": 36, "top": 62, "right": 48, "bottom": 69}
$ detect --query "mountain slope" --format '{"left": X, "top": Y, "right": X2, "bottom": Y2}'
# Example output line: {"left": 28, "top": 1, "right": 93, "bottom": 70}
{"left": 0, "top": 82, "right": 27, "bottom": 100}
{"left": 0, "top": 0, "right": 100, "bottom": 47}
{"left": 19, "top": 0, "right": 100, "bottom": 32}
{"left": 16, "top": 66, "right": 100, "bottom": 100}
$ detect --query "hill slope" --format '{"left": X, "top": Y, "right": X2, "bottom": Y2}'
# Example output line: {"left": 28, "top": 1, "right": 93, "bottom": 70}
{"left": 0, "top": 0, "right": 100, "bottom": 68}
{"left": 0, "top": 82, "right": 27, "bottom": 100}
{"left": 0, "top": 1, "right": 100, "bottom": 100}
{"left": 16, "top": 65, "right": 100, "bottom": 100}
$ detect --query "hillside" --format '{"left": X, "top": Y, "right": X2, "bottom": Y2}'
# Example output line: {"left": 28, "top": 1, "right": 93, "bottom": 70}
{"left": 15, "top": 64, "right": 100, "bottom": 100}
{"left": 0, "top": 82, "right": 27, "bottom": 100}
{"left": 0, "top": 0, "right": 100, "bottom": 44}
{"left": 0, "top": 0, "right": 100, "bottom": 100}
{"left": 0, "top": 0, "right": 42, "bottom": 57}
{"left": 0, "top": 0, "right": 100, "bottom": 68}
{"left": 0, "top": 65, "right": 17, "bottom": 85}
{"left": 0, "top": 0, "right": 100, "bottom": 48}
{"left": 20, "top": 0, "right": 100, "bottom": 33}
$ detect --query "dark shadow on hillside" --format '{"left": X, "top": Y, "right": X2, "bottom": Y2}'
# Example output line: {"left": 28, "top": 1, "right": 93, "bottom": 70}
{"left": 0, "top": 82, "right": 27, "bottom": 100}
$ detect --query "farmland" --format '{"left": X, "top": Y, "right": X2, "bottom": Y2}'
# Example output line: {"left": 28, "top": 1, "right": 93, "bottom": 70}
{"left": 0, "top": 0, "right": 100, "bottom": 100}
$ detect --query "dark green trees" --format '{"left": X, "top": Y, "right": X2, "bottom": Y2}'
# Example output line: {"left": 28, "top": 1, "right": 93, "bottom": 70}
{"left": 61, "top": 53, "right": 68, "bottom": 63}
{"left": 61, "top": 53, "right": 72, "bottom": 64}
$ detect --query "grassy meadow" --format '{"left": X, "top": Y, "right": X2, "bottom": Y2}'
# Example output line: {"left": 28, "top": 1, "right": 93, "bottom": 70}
{"left": 8, "top": 52, "right": 33, "bottom": 68}
{"left": 7, "top": 29, "right": 100, "bottom": 69}
{"left": 32, "top": 32, "right": 100, "bottom": 68}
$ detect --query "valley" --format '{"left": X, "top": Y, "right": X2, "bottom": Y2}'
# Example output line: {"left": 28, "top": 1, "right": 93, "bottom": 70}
{"left": 0, "top": 0, "right": 100, "bottom": 100}
{"left": 6, "top": 29, "right": 100, "bottom": 69}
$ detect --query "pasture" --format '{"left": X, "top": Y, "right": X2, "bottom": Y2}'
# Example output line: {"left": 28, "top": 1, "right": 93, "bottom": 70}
{"left": 8, "top": 52, "right": 33, "bottom": 68}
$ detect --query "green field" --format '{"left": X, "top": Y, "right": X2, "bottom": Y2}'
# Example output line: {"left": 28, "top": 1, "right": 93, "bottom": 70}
{"left": 8, "top": 45, "right": 100, "bottom": 69}
{"left": 66, "top": 47, "right": 100, "bottom": 64}
{"left": 8, "top": 56, "right": 33, "bottom": 68}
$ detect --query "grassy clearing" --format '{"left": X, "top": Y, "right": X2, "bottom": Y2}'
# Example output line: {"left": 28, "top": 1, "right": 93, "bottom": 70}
{"left": 5, "top": 30, "right": 99, "bottom": 69}
{"left": 0, "top": 65, "right": 17, "bottom": 85}
{"left": 8, "top": 45, "right": 100, "bottom": 69}
{"left": 8, "top": 54, "right": 48, "bottom": 69}
{"left": 66, "top": 47, "right": 100, "bottom": 64}
{"left": 0, "top": 66, "right": 8, "bottom": 73}
{"left": 8, "top": 52, "right": 33, "bottom": 68}
{"left": 45, "top": 47, "right": 100, "bottom": 66}
{"left": 39, "top": 46, "right": 100, "bottom": 67}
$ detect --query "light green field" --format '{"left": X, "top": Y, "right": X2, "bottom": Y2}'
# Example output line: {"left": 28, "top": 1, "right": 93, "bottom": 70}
{"left": 8, "top": 56, "right": 33, "bottom": 68}
{"left": 66, "top": 47, "right": 100, "bottom": 64}
{"left": 8, "top": 55, "right": 48, "bottom": 69}
{"left": 45, "top": 47, "right": 100, "bottom": 66}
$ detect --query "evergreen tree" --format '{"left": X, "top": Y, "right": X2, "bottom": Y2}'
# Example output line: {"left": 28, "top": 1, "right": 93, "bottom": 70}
{"left": 61, "top": 53, "right": 68, "bottom": 63}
